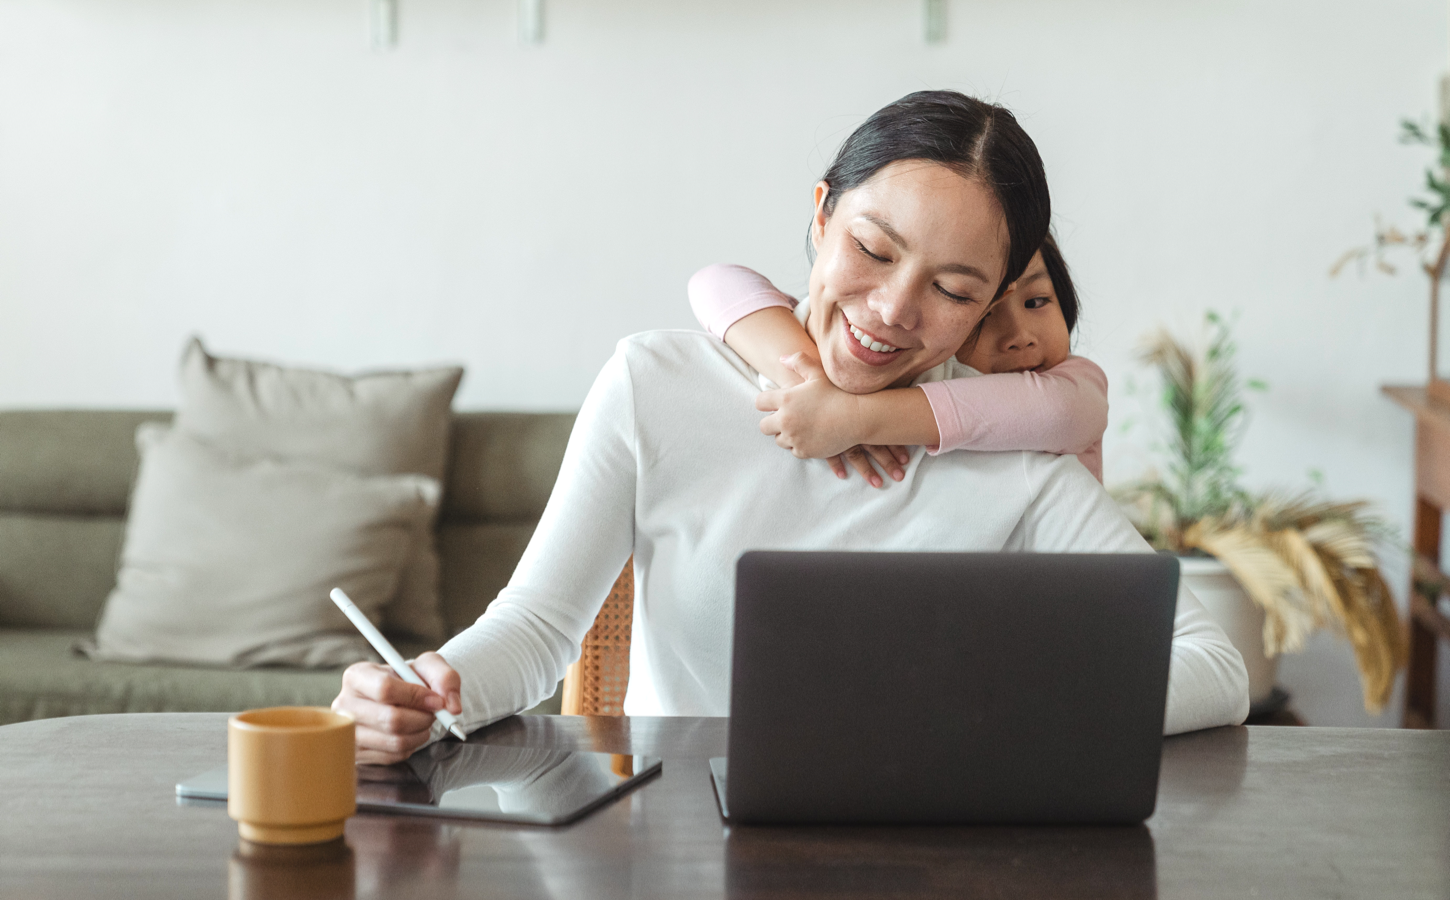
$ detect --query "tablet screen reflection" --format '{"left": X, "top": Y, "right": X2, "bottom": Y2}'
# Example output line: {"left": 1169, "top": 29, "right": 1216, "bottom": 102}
{"left": 356, "top": 742, "right": 652, "bottom": 825}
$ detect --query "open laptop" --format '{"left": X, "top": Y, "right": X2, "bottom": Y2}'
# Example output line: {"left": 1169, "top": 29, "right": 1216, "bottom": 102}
{"left": 711, "top": 551, "right": 1179, "bottom": 825}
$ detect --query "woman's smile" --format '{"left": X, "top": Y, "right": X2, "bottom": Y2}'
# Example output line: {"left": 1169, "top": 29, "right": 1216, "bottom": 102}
{"left": 805, "top": 160, "right": 1008, "bottom": 394}
{"left": 841, "top": 313, "right": 904, "bottom": 365}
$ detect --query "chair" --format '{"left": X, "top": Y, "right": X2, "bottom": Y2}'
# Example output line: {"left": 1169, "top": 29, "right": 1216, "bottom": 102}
{"left": 560, "top": 559, "right": 634, "bottom": 716}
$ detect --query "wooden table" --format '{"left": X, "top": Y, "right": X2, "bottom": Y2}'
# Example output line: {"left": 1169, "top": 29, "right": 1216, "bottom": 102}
{"left": 1384, "top": 384, "right": 1450, "bottom": 728}
{"left": 1, "top": 714, "right": 1447, "bottom": 899}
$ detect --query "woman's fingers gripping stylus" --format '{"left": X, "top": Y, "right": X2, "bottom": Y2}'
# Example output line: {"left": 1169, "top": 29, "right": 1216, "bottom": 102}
{"left": 411, "top": 651, "right": 463, "bottom": 715}
{"left": 334, "top": 654, "right": 463, "bottom": 762}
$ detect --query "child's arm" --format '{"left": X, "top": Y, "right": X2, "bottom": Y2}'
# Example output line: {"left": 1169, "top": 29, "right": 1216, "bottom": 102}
{"left": 688, "top": 264, "right": 813, "bottom": 388}
{"left": 690, "top": 264, "right": 910, "bottom": 485}
{"left": 759, "top": 356, "right": 1109, "bottom": 481}
{"left": 918, "top": 356, "right": 1108, "bottom": 479}
{"left": 758, "top": 373, "right": 940, "bottom": 455}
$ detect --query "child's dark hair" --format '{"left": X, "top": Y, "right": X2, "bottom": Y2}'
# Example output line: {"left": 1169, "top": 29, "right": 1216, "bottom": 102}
{"left": 1039, "top": 233, "right": 1079, "bottom": 334}
{"left": 958, "top": 231, "right": 1080, "bottom": 360}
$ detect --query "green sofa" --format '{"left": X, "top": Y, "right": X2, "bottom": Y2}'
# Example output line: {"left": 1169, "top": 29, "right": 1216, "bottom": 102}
{"left": 0, "top": 409, "right": 575, "bottom": 725}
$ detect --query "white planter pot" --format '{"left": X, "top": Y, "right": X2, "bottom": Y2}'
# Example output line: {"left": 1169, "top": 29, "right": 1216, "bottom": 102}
{"left": 1178, "top": 556, "right": 1278, "bottom": 706}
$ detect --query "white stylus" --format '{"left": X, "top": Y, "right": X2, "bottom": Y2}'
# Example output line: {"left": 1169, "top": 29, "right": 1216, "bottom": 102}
{"left": 330, "top": 588, "right": 468, "bottom": 741}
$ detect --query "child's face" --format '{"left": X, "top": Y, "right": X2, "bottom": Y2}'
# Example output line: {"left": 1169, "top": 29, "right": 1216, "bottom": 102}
{"left": 957, "top": 251, "right": 1070, "bottom": 374}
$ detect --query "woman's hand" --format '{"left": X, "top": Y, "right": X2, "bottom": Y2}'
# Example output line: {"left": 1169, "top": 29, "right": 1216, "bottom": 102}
{"left": 333, "top": 651, "right": 462, "bottom": 765}
{"left": 828, "top": 444, "right": 910, "bottom": 488}
{"left": 756, "top": 354, "right": 908, "bottom": 486}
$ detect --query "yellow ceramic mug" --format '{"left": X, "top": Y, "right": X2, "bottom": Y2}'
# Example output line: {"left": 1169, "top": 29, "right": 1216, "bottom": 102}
{"left": 228, "top": 707, "right": 356, "bottom": 845}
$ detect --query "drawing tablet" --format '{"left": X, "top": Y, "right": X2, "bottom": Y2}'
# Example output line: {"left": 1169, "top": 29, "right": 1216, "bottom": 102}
{"left": 177, "top": 741, "right": 661, "bottom": 826}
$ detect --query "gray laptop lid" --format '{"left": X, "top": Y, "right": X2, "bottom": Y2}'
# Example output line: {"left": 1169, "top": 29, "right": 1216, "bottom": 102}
{"left": 723, "top": 551, "right": 1178, "bottom": 825}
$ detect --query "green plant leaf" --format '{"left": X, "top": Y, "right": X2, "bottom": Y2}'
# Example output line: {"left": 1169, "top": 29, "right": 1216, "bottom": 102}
{"left": 1401, "top": 119, "right": 1431, "bottom": 144}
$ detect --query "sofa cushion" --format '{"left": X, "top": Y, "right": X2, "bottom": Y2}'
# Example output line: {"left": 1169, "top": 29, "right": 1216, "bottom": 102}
{"left": 0, "top": 628, "right": 561, "bottom": 725}
{"left": 88, "top": 425, "right": 437, "bottom": 668}
{"left": 1, "top": 629, "right": 351, "bottom": 721}
{"left": 0, "top": 513, "right": 125, "bottom": 629}
{"left": 438, "top": 521, "right": 538, "bottom": 635}
{"left": 0, "top": 410, "right": 169, "bottom": 515}
{"left": 443, "top": 413, "right": 576, "bottom": 522}
{"left": 175, "top": 339, "right": 463, "bottom": 642}
{"left": 0, "top": 410, "right": 580, "bottom": 642}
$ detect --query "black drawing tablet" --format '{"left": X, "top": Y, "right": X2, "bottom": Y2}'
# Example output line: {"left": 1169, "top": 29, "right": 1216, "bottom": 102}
{"left": 177, "top": 742, "right": 661, "bottom": 826}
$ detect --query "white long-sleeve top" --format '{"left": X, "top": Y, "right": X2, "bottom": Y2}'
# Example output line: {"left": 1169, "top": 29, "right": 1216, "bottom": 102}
{"left": 435, "top": 330, "right": 1249, "bottom": 740}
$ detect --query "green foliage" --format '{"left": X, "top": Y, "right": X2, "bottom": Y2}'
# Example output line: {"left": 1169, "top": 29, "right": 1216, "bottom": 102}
{"left": 1330, "top": 116, "right": 1450, "bottom": 278}
{"left": 1118, "top": 311, "right": 1253, "bottom": 551}
{"left": 1399, "top": 117, "right": 1450, "bottom": 233}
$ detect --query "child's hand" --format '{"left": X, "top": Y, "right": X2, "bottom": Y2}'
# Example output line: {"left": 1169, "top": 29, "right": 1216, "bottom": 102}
{"left": 755, "top": 354, "right": 908, "bottom": 486}
{"left": 755, "top": 353, "right": 862, "bottom": 458}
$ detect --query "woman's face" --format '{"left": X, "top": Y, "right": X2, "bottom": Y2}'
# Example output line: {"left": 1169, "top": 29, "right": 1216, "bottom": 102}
{"left": 805, "top": 160, "right": 1008, "bottom": 394}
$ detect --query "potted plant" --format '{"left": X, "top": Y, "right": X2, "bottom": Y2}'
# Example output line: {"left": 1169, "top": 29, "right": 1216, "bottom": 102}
{"left": 1116, "top": 313, "right": 1406, "bottom": 713}
{"left": 1330, "top": 114, "right": 1450, "bottom": 396}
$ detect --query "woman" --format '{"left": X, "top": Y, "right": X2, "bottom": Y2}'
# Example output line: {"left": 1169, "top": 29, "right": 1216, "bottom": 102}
{"left": 335, "top": 91, "right": 1249, "bottom": 764}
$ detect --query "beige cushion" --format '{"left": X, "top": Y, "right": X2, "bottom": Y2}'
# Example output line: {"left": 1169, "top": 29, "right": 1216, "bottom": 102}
{"left": 86, "top": 425, "right": 440, "bottom": 668}
{"left": 174, "top": 338, "right": 463, "bottom": 641}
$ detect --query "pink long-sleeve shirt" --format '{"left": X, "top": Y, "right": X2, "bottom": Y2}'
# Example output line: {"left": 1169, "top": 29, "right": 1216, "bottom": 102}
{"left": 687, "top": 263, "right": 1107, "bottom": 482}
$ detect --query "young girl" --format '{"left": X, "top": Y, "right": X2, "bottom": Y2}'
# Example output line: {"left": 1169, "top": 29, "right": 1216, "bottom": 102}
{"left": 687, "top": 235, "right": 1107, "bottom": 485}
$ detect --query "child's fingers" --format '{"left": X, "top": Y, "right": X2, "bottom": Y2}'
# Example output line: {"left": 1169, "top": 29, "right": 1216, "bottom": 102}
{"left": 758, "top": 411, "right": 783, "bottom": 437}
{"left": 843, "top": 446, "right": 884, "bottom": 488}
{"left": 828, "top": 454, "right": 849, "bottom": 479}
{"left": 864, "top": 445, "right": 904, "bottom": 482}
{"left": 774, "top": 433, "right": 809, "bottom": 458}
{"left": 889, "top": 445, "right": 910, "bottom": 466}
{"left": 781, "top": 353, "right": 828, "bottom": 383}
{"left": 754, "top": 390, "right": 783, "bottom": 412}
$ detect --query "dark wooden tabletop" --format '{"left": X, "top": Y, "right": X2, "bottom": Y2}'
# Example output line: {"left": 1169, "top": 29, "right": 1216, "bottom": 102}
{"left": 0, "top": 714, "right": 1446, "bottom": 899}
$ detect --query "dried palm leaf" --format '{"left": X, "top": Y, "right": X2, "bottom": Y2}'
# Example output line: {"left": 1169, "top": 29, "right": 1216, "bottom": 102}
{"left": 1186, "top": 521, "right": 1317, "bottom": 655}
{"left": 1123, "top": 317, "right": 1405, "bottom": 713}
{"left": 1189, "top": 493, "right": 1405, "bottom": 712}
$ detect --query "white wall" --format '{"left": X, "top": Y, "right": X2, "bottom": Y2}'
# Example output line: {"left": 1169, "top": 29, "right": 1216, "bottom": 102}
{"left": 2, "top": 0, "right": 1446, "bottom": 726}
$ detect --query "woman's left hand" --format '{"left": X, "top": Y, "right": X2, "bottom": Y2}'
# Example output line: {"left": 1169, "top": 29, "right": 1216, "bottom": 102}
{"left": 829, "top": 444, "right": 910, "bottom": 487}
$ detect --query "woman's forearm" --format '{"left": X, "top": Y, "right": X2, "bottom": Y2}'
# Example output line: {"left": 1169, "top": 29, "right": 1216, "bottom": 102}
{"left": 1011, "top": 456, "right": 1250, "bottom": 733}
{"left": 436, "top": 347, "right": 638, "bottom": 736}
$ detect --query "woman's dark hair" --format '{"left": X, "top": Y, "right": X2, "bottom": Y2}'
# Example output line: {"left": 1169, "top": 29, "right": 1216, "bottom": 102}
{"left": 1039, "top": 233, "right": 1079, "bottom": 335}
{"left": 811, "top": 90, "right": 1051, "bottom": 300}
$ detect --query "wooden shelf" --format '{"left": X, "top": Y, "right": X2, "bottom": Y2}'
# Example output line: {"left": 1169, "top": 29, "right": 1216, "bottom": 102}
{"left": 1412, "top": 591, "right": 1450, "bottom": 644}
{"left": 1383, "top": 383, "right": 1450, "bottom": 728}
{"left": 1385, "top": 383, "right": 1450, "bottom": 421}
